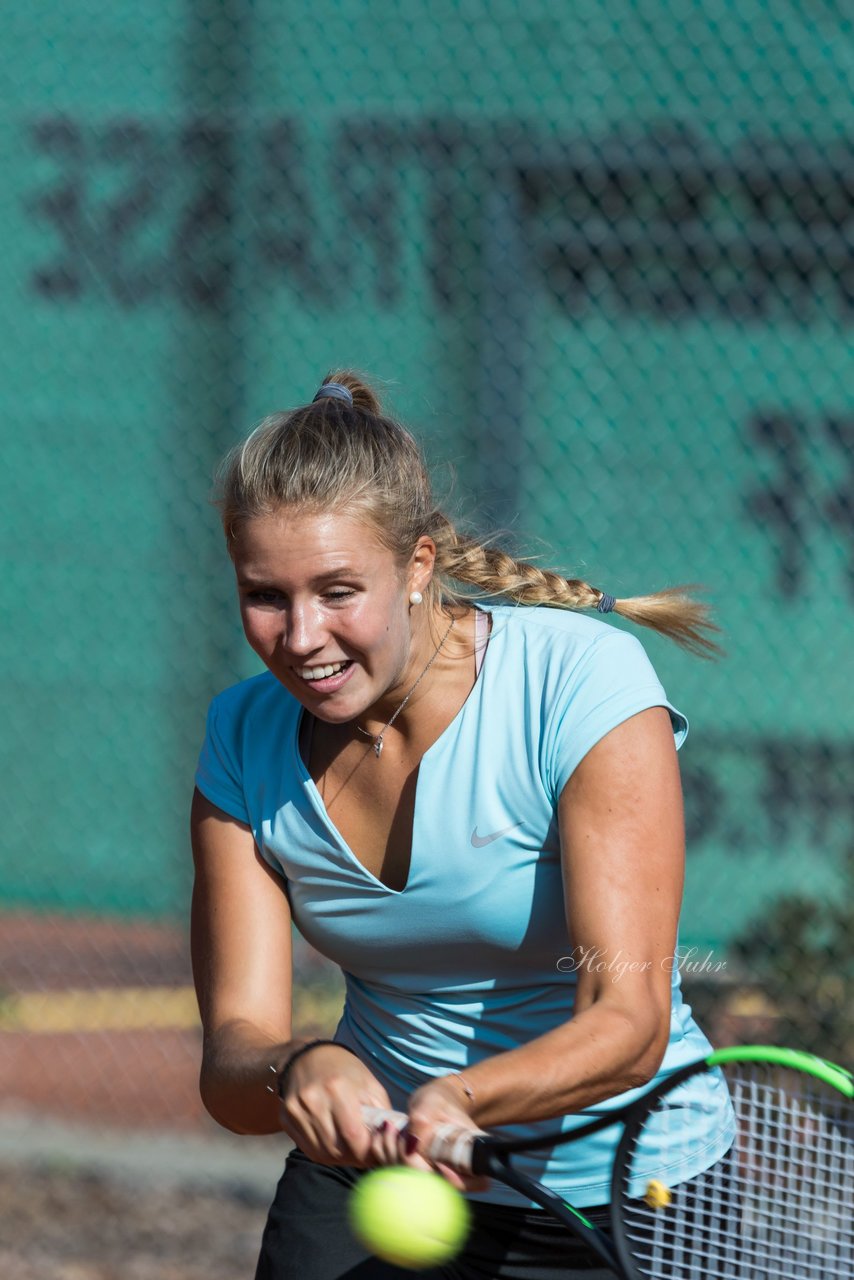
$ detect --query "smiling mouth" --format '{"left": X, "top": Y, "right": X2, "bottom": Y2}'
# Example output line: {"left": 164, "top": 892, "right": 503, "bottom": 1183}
{"left": 295, "top": 659, "right": 354, "bottom": 683}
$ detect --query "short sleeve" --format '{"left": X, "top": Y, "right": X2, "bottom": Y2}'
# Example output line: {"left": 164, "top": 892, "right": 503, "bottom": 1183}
{"left": 545, "top": 629, "right": 689, "bottom": 801}
{"left": 194, "top": 698, "right": 251, "bottom": 824}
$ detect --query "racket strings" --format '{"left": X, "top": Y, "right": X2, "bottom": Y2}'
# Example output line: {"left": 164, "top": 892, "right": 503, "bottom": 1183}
{"left": 617, "top": 1065, "right": 853, "bottom": 1279}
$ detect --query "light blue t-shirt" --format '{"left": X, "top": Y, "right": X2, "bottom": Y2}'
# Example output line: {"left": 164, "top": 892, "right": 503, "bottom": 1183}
{"left": 195, "top": 603, "right": 732, "bottom": 1207}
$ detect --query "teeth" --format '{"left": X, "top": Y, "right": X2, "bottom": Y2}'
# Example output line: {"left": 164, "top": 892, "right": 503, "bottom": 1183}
{"left": 299, "top": 661, "right": 348, "bottom": 681}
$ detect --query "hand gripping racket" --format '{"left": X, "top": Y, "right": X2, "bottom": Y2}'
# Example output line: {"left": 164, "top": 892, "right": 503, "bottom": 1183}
{"left": 363, "top": 1046, "right": 853, "bottom": 1279}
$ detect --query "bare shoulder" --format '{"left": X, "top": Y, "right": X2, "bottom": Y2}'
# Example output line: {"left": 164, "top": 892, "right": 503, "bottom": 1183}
{"left": 192, "top": 787, "right": 263, "bottom": 858}
{"left": 560, "top": 706, "right": 679, "bottom": 795}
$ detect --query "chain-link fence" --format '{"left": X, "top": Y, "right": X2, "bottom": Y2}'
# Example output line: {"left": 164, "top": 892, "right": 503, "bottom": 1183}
{"left": 1, "top": 4, "right": 852, "bottom": 1250}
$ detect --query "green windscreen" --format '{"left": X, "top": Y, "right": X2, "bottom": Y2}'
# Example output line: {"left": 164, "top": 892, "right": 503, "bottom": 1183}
{"left": 1, "top": 2, "right": 851, "bottom": 960}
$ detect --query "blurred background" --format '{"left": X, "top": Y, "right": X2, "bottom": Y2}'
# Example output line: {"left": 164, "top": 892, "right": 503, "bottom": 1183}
{"left": 1, "top": 2, "right": 852, "bottom": 1276}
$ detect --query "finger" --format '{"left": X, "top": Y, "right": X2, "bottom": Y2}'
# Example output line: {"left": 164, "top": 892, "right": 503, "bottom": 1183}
{"left": 391, "top": 1126, "right": 487, "bottom": 1191}
{"left": 284, "top": 1130, "right": 339, "bottom": 1167}
{"left": 364, "top": 1119, "right": 396, "bottom": 1168}
{"left": 293, "top": 1091, "right": 382, "bottom": 1166}
{"left": 433, "top": 1161, "right": 491, "bottom": 1193}
{"left": 340, "top": 1096, "right": 399, "bottom": 1164}
{"left": 362, "top": 1116, "right": 383, "bottom": 1158}
{"left": 360, "top": 1110, "right": 406, "bottom": 1166}
{"left": 383, "top": 1131, "right": 406, "bottom": 1166}
{"left": 336, "top": 1118, "right": 372, "bottom": 1165}
{"left": 280, "top": 1099, "right": 348, "bottom": 1166}
{"left": 398, "top": 1147, "right": 438, "bottom": 1176}
{"left": 375, "top": 1119, "right": 404, "bottom": 1166}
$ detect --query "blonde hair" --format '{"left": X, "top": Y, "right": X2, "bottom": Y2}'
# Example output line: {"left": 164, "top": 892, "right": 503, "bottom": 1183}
{"left": 215, "top": 370, "right": 722, "bottom": 659}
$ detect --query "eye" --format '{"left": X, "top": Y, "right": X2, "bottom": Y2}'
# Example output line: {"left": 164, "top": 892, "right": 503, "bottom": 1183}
{"left": 324, "top": 589, "right": 355, "bottom": 602}
{"left": 247, "top": 590, "right": 281, "bottom": 604}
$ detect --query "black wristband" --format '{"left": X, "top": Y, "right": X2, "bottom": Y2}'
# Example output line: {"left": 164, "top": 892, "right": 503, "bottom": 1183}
{"left": 269, "top": 1039, "right": 359, "bottom": 1102}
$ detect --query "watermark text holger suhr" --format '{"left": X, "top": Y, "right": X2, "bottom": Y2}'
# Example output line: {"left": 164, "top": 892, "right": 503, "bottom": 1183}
{"left": 556, "top": 946, "right": 726, "bottom": 981}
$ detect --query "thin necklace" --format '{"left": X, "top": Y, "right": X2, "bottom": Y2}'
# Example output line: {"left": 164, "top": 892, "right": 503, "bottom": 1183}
{"left": 355, "top": 616, "right": 456, "bottom": 758}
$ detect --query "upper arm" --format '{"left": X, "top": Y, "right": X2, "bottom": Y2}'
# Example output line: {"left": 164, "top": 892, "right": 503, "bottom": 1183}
{"left": 557, "top": 706, "right": 684, "bottom": 1041}
{"left": 190, "top": 787, "right": 293, "bottom": 1043}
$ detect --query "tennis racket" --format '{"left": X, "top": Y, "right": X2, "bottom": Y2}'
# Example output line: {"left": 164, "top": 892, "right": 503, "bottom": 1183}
{"left": 363, "top": 1045, "right": 853, "bottom": 1279}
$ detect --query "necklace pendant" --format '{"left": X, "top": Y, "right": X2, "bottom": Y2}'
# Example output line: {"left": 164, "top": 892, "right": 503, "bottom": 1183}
{"left": 357, "top": 615, "right": 455, "bottom": 763}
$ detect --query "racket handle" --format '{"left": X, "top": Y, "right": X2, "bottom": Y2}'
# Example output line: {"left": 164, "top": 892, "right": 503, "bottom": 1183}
{"left": 361, "top": 1105, "right": 479, "bottom": 1172}
{"left": 362, "top": 1104, "right": 408, "bottom": 1133}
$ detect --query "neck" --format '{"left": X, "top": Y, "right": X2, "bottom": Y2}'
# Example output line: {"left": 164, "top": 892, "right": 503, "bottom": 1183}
{"left": 356, "top": 606, "right": 472, "bottom": 744}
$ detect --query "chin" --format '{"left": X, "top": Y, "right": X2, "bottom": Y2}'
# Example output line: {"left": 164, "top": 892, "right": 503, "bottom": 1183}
{"left": 314, "top": 707, "right": 358, "bottom": 725}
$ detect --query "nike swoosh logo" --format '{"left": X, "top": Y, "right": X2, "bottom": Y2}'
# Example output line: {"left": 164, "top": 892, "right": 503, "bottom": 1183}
{"left": 471, "top": 822, "right": 524, "bottom": 848}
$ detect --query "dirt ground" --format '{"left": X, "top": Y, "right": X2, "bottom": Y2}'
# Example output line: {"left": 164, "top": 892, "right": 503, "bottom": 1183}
{"left": 0, "top": 1164, "right": 270, "bottom": 1280}
{"left": 0, "top": 912, "right": 344, "bottom": 1280}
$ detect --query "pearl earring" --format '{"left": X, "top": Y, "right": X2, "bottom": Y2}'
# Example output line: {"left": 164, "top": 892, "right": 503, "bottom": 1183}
{"left": 409, "top": 591, "right": 423, "bottom": 605}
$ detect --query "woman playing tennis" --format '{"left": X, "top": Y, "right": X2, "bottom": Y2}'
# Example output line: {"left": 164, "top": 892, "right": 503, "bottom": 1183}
{"left": 191, "top": 371, "right": 724, "bottom": 1279}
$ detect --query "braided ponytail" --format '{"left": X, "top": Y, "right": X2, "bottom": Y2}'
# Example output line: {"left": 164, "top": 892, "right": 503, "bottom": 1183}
{"left": 422, "top": 516, "right": 722, "bottom": 658}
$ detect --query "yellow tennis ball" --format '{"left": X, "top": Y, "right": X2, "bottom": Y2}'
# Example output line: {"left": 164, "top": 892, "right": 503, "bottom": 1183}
{"left": 643, "top": 1179, "right": 672, "bottom": 1210}
{"left": 348, "top": 1166, "right": 471, "bottom": 1270}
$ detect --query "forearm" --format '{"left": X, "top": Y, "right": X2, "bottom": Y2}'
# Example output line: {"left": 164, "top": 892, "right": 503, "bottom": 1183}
{"left": 199, "top": 1019, "right": 317, "bottom": 1135}
{"left": 447, "top": 998, "right": 668, "bottom": 1130}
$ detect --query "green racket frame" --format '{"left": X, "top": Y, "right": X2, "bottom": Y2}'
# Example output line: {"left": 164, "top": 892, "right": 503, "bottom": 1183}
{"left": 464, "top": 1046, "right": 852, "bottom": 1279}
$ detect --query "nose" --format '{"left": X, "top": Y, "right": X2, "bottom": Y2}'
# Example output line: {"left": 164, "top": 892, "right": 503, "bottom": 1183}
{"left": 282, "top": 601, "right": 328, "bottom": 660}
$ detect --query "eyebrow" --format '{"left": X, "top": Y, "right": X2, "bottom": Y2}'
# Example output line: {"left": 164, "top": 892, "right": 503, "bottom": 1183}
{"left": 237, "top": 567, "right": 363, "bottom": 587}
